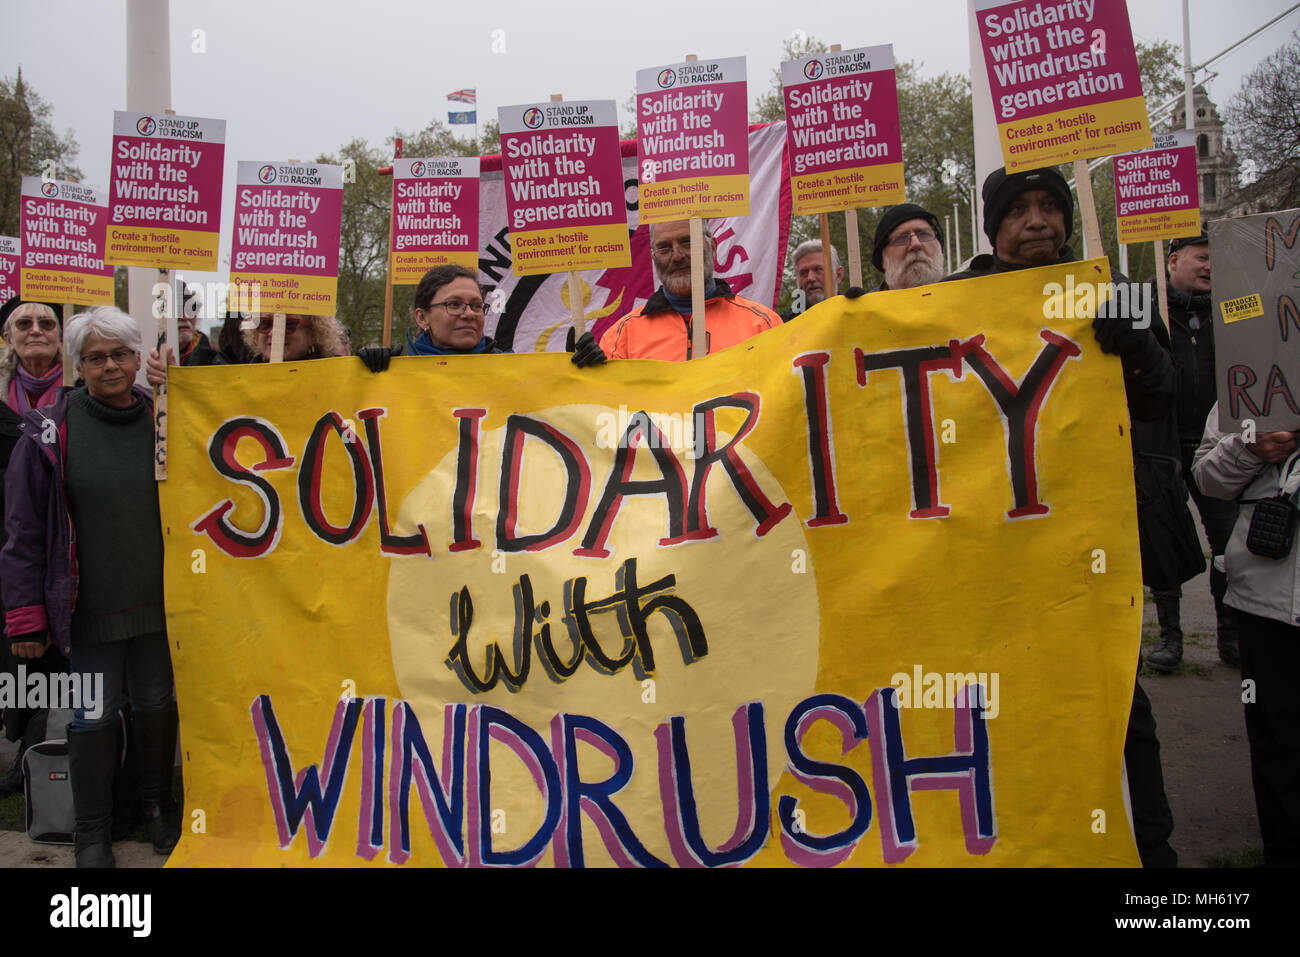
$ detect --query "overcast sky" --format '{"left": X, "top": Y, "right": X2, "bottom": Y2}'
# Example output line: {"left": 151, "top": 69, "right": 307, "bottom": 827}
{"left": 3, "top": 0, "right": 1297, "bottom": 286}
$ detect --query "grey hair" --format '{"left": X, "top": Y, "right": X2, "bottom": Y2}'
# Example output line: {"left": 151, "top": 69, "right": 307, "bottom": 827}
{"left": 64, "top": 307, "right": 142, "bottom": 375}
{"left": 2, "top": 302, "right": 61, "bottom": 378}
{"left": 647, "top": 220, "right": 716, "bottom": 245}
{"left": 790, "top": 240, "right": 841, "bottom": 273}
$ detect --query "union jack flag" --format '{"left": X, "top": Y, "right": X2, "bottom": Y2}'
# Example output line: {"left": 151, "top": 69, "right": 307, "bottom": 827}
{"left": 447, "top": 89, "right": 476, "bottom": 105}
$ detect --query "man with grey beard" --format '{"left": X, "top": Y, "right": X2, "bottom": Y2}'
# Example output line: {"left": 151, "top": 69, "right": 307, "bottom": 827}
{"left": 871, "top": 204, "right": 946, "bottom": 291}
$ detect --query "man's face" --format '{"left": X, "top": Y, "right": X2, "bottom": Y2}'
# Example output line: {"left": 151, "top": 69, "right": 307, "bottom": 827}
{"left": 651, "top": 220, "right": 714, "bottom": 297}
{"left": 995, "top": 189, "right": 1067, "bottom": 267}
{"left": 794, "top": 253, "right": 843, "bottom": 306}
{"left": 1168, "top": 245, "right": 1211, "bottom": 293}
{"left": 881, "top": 218, "right": 945, "bottom": 289}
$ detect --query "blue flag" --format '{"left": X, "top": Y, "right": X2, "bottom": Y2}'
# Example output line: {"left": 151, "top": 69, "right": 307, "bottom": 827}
{"left": 448, "top": 111, "right": 477, "bottom": 125}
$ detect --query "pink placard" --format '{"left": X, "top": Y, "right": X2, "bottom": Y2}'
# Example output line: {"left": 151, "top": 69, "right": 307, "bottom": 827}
{"left": 19, "top": 178, "right": 114, "bottom": 306}
{"left": 0, "top": 237, "right": 19, "bottom": 305}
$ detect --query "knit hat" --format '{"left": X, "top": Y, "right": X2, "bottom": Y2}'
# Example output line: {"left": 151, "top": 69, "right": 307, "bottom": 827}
{"left": 981, "top": 166, "right": 1073, "bottom": 246}
{"left": 1169, "top": 231, "right": 1208, "bottom": 253}
{"left": 0, "top": 298, "right": 63, "bottom": 335}
{"left": 871, "top": 203, "right": 943, "bottom": 270}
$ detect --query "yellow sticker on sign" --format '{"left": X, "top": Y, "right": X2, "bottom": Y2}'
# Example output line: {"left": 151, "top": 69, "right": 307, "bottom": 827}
{"left": 1221, "top": 293, "right": 1264, "bottom": 324}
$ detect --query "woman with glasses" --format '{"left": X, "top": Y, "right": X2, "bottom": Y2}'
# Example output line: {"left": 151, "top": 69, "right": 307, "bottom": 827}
{"left": 146, "top": 310, "right": 350, "bottom": 382}
{"left": 0, "top": 300, "right": 69, "bottom": 797}
{"left": 358, "top": 265, "right": 508, "bottom": 371}
{"left": 1, "top": 307, "right": 179, "bottom": 867}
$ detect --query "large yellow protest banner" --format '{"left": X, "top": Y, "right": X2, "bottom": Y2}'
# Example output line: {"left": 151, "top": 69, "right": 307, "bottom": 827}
{"left": 160, "top": 260, "right": 1141, "bottom": 867}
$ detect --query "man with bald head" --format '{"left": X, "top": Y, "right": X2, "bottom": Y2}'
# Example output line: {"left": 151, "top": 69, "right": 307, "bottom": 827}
{"left": 572, "top": 219, "right": 781, "bottom": 364}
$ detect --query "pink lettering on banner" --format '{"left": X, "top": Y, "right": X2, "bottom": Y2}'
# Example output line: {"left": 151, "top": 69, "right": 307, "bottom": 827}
{"left": 19, "top": 178, "right": 114, "bottom": 306}
{"left": 0, "top": 237, "right": 19, "bottom": 305}
{"left": 391, "top": 158, "right": 480, "bottom": 280}
{"left": 1112, "top": 129, "right": 1201, "bottom": 243}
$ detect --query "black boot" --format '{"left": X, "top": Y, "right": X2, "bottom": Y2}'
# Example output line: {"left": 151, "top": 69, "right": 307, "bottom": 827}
{"left": 0, "top": 737, "right": 27, "bottom": 797}
{"left": 68, "top": 725, "right": 118, "bottom": 868}
{"left": 1147, "top": 595, "right": 1183, "bottom": 674}
{"left": 133, "top": 705, "right": 180, "bottom": 855}
{"left": 1214, "top": 598, "right": 1240, "bottom": 668}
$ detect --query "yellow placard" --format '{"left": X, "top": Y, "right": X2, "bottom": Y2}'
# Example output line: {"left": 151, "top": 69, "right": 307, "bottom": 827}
{"left": 19, "top": 268, "right": 114, "bottom": 307}
{"left": 1221, "top": 293, "right": 1264, "bottom": 324}
{"left": 161, "top": 260, "right": 1141, "bottom": 868}
{"left": 104, "top": 226, "right": 220, "bottom": 270}
{"left": 791, "top": 163, "right": 905, "bottom": 216}
{"left": 1001, "top": 97, "right": 1152, "bottom": 173}
{"left": 392, "top": 250, "right": 479, "bottom": 285}
{"left": 1116, "top": 209, "right": 1202, "bottom": 246}
{"left": 638, "top": 173, "right": 750, "bottom": 224}
{"left": 510, "top": 222, "right": 631, "bottom": 278}
{"left": 226, "top": 272, "right": 338, "bottom": 317}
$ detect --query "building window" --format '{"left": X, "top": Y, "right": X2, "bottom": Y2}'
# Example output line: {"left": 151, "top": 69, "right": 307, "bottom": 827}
{"left": 1198, "top": 134, "right": 1209, "bottom": 158}
{"left": 1203, "top": 173, "right": 1217, "bottom": 201}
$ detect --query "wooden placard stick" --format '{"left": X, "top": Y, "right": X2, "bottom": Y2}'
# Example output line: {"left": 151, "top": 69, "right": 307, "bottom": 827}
{"left": 62, "top": 303, "right": 74, "bottom": 386}
{"left": 381, "top": 138, "right": 402, "bottom": 349}
{"left": 269, "top": 313, "right": 287, "bottom": 363}
{"left": 825, "top": 44, "right": 863, "bottom": 291}
{"left": 550, "top": 94, "right": 587, "bottom": 338}
{"left": 818, "top": 212, "right": 834, "bottom": 299}
{"left": 1153, "top": 239, "right": 1170, "bottom": 334}
{"left": 682, "top": 54, "right": 706, "bottom": 357}
{"left": 154, "top": 268, "right": 179, "bottom": 480}
{"left": 1072, "top": 157, "right": 1102, "bottom": 260}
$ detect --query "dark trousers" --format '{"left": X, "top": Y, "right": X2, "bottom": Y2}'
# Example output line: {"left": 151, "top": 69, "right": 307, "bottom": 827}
{"left": 1236, "top": 608, "right": 1300, "bottom": 866}
{"left": 1168, "top": 442, "right": 1238, "bottom": 601}
{"left": 1126, "top": 668, "right": 1178, "bottom": 866}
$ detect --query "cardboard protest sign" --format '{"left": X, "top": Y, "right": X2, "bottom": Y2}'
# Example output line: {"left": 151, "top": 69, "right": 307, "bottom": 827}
{"left": 1112, "top": 130, "right": 1199, "bottom": 245}
{"left": 975, "top": 0, "right": 1151, "bottom": 172}
{"left": 391, "top": 158, "right": 479, "bottom": 281}
{"left": 477, "top": 122, "right": 789, "bottom": 353}
{"left": 637, "top": 57, "right": 749, "bottom": 223}
{"left": 160, "top": 259, "right": 1142, "bottom": 868}
{"left": 1209, "top": 208, "right": 1300, "bottom": 432}
{"left": 781, "top": 45, "right": 905, "bottom": 214}
{"left": 0, "top": 237, "right": 18, "bottom": 305}
{"left": 18, "top": 177, "right": 114, "bottom": 306}
{"left": 229, "top": 161, "right": 344, "bottom": 316}
{"left": 499, "top": 101, "right": 630, "bottom": 277}
{"left": 105, "top": 111, "right": 226, "bottom": 270}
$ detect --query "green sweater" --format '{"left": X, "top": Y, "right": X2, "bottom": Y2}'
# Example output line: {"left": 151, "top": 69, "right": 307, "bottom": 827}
{"left": 66, "top": 388, "right": 165, "bottom": 644}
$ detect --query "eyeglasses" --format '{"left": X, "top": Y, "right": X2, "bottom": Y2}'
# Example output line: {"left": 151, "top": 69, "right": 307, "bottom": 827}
{"left": 257, "top": 316, "right": 305, "bottom": 333}
{"left": 12, "top": 317, "right": 58, "bottom": 332}
{"left": 427, "top": 299, "right": 485, "bottom": 316}
{"left": 81, "top": 348, "right": 135, "bottom": 369}
{"left": 652, "top": 238, "right": 692, "bottom": 257}
{"left": 888, "top": 228, "right": 938, "bottom": 247}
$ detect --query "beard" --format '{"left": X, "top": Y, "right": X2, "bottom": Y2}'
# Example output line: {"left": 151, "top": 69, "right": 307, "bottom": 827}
{"left": 657, "top": 259, "right": 713, "bottom": 298}
{"left": 884, "top": 250, "right": 945, "bottom": 290}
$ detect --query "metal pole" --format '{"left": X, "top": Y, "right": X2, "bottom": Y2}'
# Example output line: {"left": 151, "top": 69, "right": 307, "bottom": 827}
{"left": 953, "top": 202, "right": 962, "bottom": 265}
{"left": 1182, "top": 0, "right": 1196, "bottom": 132}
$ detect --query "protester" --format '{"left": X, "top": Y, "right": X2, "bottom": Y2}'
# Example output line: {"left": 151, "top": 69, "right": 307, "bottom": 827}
{"left": 174, "top": 284, "right": 223, "bottom": 366}
{"left": 572, "top": 219, "right": 781, "bottom": 365}
{"left": 1193, "top": 407, "right": 1300, "bottom": 865}
{"left": 357, "top": 264, "right": 508, "bottom": 372}
{"left": 948, "top": 165, "right": 1179, "bottom": 867}
{"left": 1, "top": 307, "right": 178, "bottom": 867}
{"left": 0, "top": 300, "right": 70, "bottom": 797}
{"left": 780, "top": 239, "right": 844, "bottom": 320}
{"left": 871, "top": 203, "right": 946, "bottom": 291}
{"left": 147, "top": 311, "right": 349, "bottom": 382}
{"left": 1147, "top": 233, "right": 1239, "bottom": 671}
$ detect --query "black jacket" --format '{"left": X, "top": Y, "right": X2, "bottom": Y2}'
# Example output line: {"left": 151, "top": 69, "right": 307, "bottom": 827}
{"left": 1163, "top": 282, "right": 1217, "bottom": 448}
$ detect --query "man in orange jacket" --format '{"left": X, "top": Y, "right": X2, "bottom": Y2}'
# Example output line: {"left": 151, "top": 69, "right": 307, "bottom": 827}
{"left": 571, "top": 219, "right": 781, "bottom": 364}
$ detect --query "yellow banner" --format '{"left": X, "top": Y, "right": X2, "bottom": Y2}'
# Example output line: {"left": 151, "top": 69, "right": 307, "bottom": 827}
{"left": 161, "top": 260, "right": 1141, "bottom": 868}
{"left": 19, "top": 268, "right": 113, "bottom": 306}
{"left": 1116, "top": 209, "right": 1202, "bottom": 246}
{"left": 392, "top": 250, "right": 479, "bottom": 284}
{"left": 638, "top": 174, "right": 750, "bottom": 224}
{"left": 1001, "top": 97, "right": 1153, "bottom": 173}
{"left": 226, "top": 272, "right": 338, "bottom": 317}
{"left": 510, "top": 223, "right": 631, "bottom": 278}
{"left": 791, "top": 163, "right": 905, "bottom": 216}
{"left": 104, "top": 226, "right": 220, "bottom": 270}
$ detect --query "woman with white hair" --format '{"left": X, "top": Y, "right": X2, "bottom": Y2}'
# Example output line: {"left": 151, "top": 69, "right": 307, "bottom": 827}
{"left": 0, "top": 306, "right": 178, "bottom": 867}
{"left": 0, "top": 299, "right": 69, "bottom": 797}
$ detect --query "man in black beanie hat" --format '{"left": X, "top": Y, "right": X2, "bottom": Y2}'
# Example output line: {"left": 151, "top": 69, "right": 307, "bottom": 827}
{"left": 871, "top": 204, "right": 945, "bottom": 291}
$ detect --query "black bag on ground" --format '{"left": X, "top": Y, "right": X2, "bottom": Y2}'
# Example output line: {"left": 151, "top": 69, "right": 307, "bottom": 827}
{"left": 1134, "top": 452, "right": 1207, "bottom": 592}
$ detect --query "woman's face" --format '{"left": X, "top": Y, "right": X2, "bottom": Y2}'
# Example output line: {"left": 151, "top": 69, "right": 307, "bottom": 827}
{"left": 415, "top": 277, "right": 485, "bottom": 351}
{"left": 255, "top": 314, "right": 313, "bottom": 361}
{"left": 6, "top": 306, "right": 62, "bottom": 371}
{"left": 80, "top": 331, "right": 140, "bottom": 407}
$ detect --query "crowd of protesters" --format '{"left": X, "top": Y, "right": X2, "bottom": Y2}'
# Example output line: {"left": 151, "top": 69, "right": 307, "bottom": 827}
{"left": 0, "top": 162, "right": 1295, "bottom": 869}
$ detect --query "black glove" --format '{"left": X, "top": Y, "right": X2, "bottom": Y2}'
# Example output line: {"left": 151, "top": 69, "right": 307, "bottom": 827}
{"left": 1092, "top": 313, "right": 1148, "bottom": 360}
{"left": 570, "top": 331, "right": 606, "bottom": 368}
{"left": 358, "top": 344, "right": 402, "bottom": 373}
{"left": 844, "top": 286, "right": 868, "bottom": 299}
